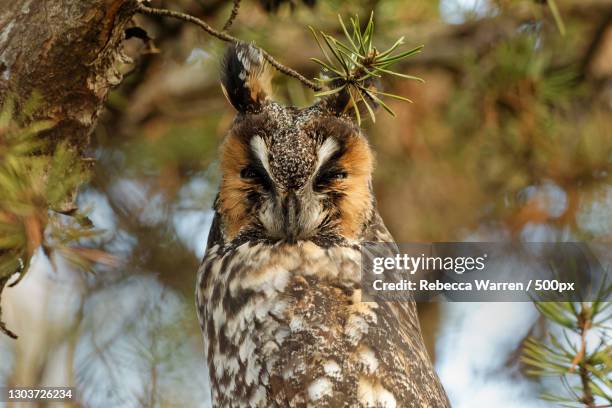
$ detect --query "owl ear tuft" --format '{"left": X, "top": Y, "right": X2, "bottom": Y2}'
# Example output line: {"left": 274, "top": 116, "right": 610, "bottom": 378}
{"left": 221, "top": 43, "right": 272, "bottom": 112}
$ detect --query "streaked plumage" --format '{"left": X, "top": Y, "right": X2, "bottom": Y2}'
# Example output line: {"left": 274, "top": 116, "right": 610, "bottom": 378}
{"left": 196, "top": 44, "right": 450, "bottom": 407}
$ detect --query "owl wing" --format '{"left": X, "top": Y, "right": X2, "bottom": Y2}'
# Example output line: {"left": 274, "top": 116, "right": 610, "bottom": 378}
{"left": 362, "top": 208, "right": 396, "bottom": 244}
{"left": 205, "top": 208, "right": 224, "bottom": 254}
{"left": 267, "top": 209, "right": 449, "bottom": 407}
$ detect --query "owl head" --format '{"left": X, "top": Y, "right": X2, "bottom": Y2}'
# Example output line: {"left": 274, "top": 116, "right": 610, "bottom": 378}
{"left": 217, "top": 44, "right": 375, "bottom": 245}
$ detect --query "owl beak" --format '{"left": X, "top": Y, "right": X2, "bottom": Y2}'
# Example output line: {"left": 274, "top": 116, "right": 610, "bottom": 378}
{"left": 283, "top": 190, "right": 300, "bottom": 242}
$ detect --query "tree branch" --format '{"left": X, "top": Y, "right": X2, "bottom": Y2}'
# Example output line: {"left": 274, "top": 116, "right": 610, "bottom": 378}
{"left": 0, "top": 276, "right": 17, "bottom": 339}
{"left": 136, "top": 4, "right": 322, "bottom": 91}
{"left": 223, "top": 0, "right": 242, "bottom": 31}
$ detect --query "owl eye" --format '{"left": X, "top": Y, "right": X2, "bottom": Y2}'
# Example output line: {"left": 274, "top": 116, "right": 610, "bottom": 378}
{"left": 315, "top": 168, "right": 348, "bottom": 189}
{"left": 240, "top": 164, "right": 274, "bottom": 191}
{"left": 240, "top": 166, "right": 258, "bottom": 179}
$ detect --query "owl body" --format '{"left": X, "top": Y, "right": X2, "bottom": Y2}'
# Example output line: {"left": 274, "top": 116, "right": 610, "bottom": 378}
{"left": 196, "top": 44, "right": 449, "bottom": 407}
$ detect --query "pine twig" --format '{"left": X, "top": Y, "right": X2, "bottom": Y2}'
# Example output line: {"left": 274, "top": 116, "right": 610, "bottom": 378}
{"left": 308, "top": 13, "right": 423, "bottom": 123}
{"left": 569, "top": 312, "right": 589, "bottom": 372}
{"left": 579, "top": 363, "right": 596, "bottom": 408}
{"left": 575, "top": 307, "right": 595, "bottom": 407}
{"left": 136, "top": 4, "right": 322, "bottom": 91}
{"left": 223, "top": 0, "right": 242, "bottom": 31}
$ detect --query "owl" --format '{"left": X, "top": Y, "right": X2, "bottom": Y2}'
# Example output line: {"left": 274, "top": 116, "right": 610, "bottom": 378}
{"left": 196, "top": 44, "right": 450, "bottom": 408}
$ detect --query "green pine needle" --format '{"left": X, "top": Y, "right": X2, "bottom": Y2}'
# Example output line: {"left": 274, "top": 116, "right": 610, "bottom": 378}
{"left": 547, "top": 0, "right": 566, "bottom": 37}
{"left": 522, "top": 282, "right": 612, "bottom": 407}
{"left": 0, "top": 97, "right": 107, "bottom": 338}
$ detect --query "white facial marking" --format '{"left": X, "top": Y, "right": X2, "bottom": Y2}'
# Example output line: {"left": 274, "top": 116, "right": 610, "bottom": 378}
{"left": 315, "top": 137, "right": 339, "bottom": 174}
{"left": 250, "top": 135, "right": 272, "bottom": 175}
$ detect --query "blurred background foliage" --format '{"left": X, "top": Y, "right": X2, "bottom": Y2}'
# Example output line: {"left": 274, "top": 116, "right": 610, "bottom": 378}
{"left": 0, "top": 0, "right": 611, "bottom": 407}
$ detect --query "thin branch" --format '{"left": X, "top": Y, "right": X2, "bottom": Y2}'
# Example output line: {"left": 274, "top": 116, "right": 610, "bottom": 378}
{"left": 579, "top": 363, "right": 595, "bottom": 408}
{"left": 223, "top": 0, "right": 242, "bottom": 31}
{"left": 136, "top": 4, "right": 322, "bottom": 91}
{"left": 576, "top": 306, "right": 595, "bottom": 407}
{"left": 570, "top": 318, "right": 588, "bottom": 372}
{"left": 137, "top": 5, "right": 237, "bottom": 42}
{"left": 0, "top": 275, "right": 17, "bottom": 339}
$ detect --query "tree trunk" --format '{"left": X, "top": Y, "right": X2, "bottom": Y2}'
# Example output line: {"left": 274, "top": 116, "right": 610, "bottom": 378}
{"left": 0, "top": 0, "right": 139, "bottom": 153}
{"left": 0, "top": 0, "right": 143, "bottom": 385}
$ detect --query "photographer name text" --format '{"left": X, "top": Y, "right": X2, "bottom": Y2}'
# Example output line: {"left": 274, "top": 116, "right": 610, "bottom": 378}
{"left": 372, "top": 279, "right": 575, "bottom": 293}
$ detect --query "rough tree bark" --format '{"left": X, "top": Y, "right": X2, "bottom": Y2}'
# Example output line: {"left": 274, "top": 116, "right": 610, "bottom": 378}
{"left": 0, "top": 0, "right": 140, "bottom": 153}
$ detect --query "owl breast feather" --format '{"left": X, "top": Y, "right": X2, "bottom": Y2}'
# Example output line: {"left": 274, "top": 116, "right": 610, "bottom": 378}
{"left": 196, "top": 240, "right": 450, "bottom": 408}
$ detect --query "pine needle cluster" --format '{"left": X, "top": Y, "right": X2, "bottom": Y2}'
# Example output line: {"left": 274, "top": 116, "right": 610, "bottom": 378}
{"left": 522, "top": 283, "right": 612, "bottom": 407}
{"left": 310, "top": 13, "right": 423, "bottom": 124}
{"left": 0, "top": 98, "right": 100, "bottom": 338}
